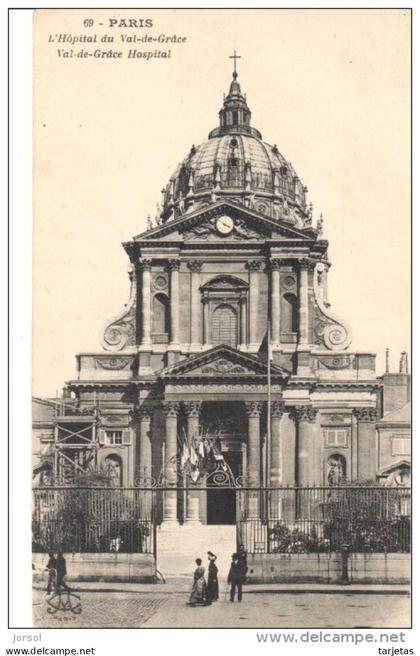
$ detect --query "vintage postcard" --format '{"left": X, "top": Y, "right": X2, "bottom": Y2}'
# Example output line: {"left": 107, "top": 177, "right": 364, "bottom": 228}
{"left": 27, "top": 7, "right": 411, "bottom": 631}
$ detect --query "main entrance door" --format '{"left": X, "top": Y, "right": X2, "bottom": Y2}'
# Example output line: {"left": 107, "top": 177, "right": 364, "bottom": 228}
{"left": 206, "top": 451, "right": 242, "bottom": 525}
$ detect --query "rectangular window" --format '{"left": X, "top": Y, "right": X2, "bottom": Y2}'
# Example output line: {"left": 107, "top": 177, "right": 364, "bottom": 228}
{"left": 324, "top": 428, "right": 349, "bottom": 447}
{"left": 105, "top": 430, "right": 123, "bottom": 445}
{"left": 391, "top": 437, "right": 411, "bottom": 456}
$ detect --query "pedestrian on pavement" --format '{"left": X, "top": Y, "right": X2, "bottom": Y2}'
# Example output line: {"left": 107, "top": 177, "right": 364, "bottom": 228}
{"left": 188, "top": 558, "right": 209, "bottom": 606}
{"left": 45, "top": 552, "right": 57, "bottom": 595}
{"left": 237, "top": 544, "right": 248, "bottom": 583}
{"left": 228, "top": 553, "right": 244, "bottom": 603}
{"left": 206, "top": 551, "right": 219, "bottom": 602}
{"left": 56, "top": 553, "right": 70, "bottom": 591}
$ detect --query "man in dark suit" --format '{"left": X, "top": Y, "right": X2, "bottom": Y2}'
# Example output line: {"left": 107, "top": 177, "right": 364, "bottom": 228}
{"left": 227, "top": 553, "right": 244, "bottom": 602}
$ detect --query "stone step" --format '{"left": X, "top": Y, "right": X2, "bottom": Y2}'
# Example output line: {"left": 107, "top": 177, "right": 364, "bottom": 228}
{"left": 156, "top": 523, "right": 237, "bottom": 580}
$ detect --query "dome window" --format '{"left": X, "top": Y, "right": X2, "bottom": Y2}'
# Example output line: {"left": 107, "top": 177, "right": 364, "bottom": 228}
{"left": 280, "top": 166, "right": 288, "bottom": 177}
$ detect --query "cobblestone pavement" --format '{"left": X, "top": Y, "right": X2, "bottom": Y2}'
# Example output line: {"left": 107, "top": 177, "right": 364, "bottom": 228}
{"left": 32, "top": 590, "right": 169, "bottom": 628}
{"left": 33, "top": 589, "right": 410, "bottom": 629}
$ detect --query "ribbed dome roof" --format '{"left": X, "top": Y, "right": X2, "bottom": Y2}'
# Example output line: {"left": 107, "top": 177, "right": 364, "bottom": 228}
{"left": 160, "top": 72, "right": 309, "bottom": 228}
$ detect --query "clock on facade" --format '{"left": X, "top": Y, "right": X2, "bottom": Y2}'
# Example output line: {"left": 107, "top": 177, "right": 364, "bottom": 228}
{"left": 215, "top": 215, "right": 234, "bottom": 235}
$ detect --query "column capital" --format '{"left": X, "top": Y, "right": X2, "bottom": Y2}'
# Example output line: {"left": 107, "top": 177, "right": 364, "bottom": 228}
{"left": 139, "top": 258, "right": 152, "bottom": 271}
{"left": 239, "top": 291, "right": 247, "bottom": 304}
{"left": 246, "top": 260, "right": 263, "bottom": 272}
{"left": 245, "top": 400, "right": 264, "bottom": 417}
{"left": 354, "top": 407, "right": 379, "bottom": 423}
{"left": 298, "top": 257, "right": 315, "bottom": 271}
{"left": 187, "top": 260, "right": 203, "bottom": 273}
{"left": 131, "top": 404, "right": 154, "bottom": 421}
{"left": 293, "top": 405, "right": 318, "bottom": 423}
{"left": 271, "top": 400, "right": 285, "bottom": 419}
{"left": 183, "top": 400, "right": 202, "bottom": 417}
{"left": 162, "top": 401, "right": 180, "bottom": 417}
{"left": 167, "top": 258, "right": 181, "bottom": 272}
{"left": 269, "top": 258, "right": 283, "bottom": 270}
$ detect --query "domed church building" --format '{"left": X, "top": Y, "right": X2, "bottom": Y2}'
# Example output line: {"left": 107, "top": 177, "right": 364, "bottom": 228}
{"left": 37, "top": 62, "right": 410, "bottom": 535}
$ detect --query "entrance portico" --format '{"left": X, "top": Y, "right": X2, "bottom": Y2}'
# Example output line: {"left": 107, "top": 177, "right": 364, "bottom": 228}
{"left": 155, "top": 344, "right": 289, "bottom": 524}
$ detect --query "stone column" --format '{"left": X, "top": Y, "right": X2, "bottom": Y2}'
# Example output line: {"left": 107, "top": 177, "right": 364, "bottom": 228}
{"left": 247, "top": 261, "right": 262, "bottom": 348}
{"left": 187, "top": 261, "right": 203, "bottom": 348}
{"left": 203, "top": 293, "right": 210, "bottom": 345}
{"left": 137, "top": 406, "right": 153, "bottom": 484}
{"left": 239, "top": 292, "right": 247, "bottom": 346}
{"left": 139, "top": 259, "right": 152, "bottom": 346}
{"left": 168, "top": 259, "right": 180, "bottom": 346}
{"left": 162, "top": 401, "right": 180, "bottom": 522}
{"left": 245, "top": 400, "right": 263, "bottom": 519}
{"left": 137, "top": 405, "right": 153, "bottom": 517}
{"left": 270, "top": 401, "right": 285, "bottom": 486}
{"left": 294, "top": 405, "right": 318, "bottom": 486}
{"left": 354, "top": 407, "right": 379, "bottom": 481}
{"left": 298, "top": 258, "right": 310, "bottom": 347}
{"left": 270, "top": 259, "right": 281, "bottom": 344}
{"left": 184, "top": 401, "right": 202, "bottom": 523}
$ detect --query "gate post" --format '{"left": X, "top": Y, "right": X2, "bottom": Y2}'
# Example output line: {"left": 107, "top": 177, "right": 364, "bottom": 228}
{"left": 340, "top": 543, "right": 351, "bottom": 585}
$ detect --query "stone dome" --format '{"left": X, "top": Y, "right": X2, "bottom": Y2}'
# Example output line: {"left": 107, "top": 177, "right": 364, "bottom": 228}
{"left": 160, "top": 72, "right": 310, "bottom": 227}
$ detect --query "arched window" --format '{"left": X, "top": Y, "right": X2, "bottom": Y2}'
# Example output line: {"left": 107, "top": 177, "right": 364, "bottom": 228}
{"left": 104, "top": 455, "right": 123, "bottom": 487}
{"left": 212, "top": 304, "right": 238, "bottom": 347}
{"left": 282, "top": 293, "right": 298, "bottom": 333}
{"left": 152, "top": 293, "right": 170, "bottom": 336}
{"left": 327, "top": 454, "right": 346, "bottom": 485}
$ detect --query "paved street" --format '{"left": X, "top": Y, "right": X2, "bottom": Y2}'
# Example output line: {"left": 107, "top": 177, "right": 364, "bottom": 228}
{"left": 32, "top": 588, "right": 410, "bottom": 629}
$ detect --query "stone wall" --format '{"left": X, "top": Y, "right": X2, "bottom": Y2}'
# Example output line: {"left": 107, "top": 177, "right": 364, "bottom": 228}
{"left": 32, "top": 553, "right": 156, "bottom": 583}
{"left": 246, "top": 553, "right": 410, "bottom": 584}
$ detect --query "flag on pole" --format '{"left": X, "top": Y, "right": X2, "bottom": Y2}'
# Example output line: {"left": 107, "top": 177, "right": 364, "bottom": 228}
{"left": 258, "top": 321, "right": 272, "bottom": 363}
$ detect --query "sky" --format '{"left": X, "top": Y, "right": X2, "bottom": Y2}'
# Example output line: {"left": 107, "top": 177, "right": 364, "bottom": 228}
{"left": 32, "top": 8, "right": 410, "bottom": 397}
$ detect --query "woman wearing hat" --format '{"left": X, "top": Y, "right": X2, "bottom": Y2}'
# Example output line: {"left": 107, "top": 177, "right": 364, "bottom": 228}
{"left": 206, "top": 551, "right": 219, "bottom": 602}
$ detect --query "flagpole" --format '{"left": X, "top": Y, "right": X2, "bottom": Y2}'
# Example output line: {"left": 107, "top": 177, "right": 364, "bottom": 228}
{"left": 266, "top": 320, "right": 271, "bottom": 490}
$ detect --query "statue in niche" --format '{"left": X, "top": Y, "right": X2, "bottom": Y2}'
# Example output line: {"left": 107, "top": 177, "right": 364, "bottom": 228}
{"left": 327, "top": 454, "right": 346, "bottom": 485}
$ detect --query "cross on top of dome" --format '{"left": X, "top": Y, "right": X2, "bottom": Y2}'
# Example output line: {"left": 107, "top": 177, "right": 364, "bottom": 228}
{"left": 229, "top": 50, "right": 241, "bottom": 76}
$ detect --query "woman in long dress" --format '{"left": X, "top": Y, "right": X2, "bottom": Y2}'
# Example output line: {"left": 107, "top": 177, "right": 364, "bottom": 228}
{"left": 188, "top": 558, "right": 208, "bottom": 606}
{"left": 206, "top": 552, "right": 219, "bottom": 602}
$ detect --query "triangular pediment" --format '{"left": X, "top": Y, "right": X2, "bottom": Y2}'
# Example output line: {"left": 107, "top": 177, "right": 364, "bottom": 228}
{"left": 157, "top": 345, "right": 290, "bottom": 381}
{"left": 132, "top": 201, "right": 314, "bottom": 244}
{"left": 377, "top": 458, "right": 411, "bottom": 476}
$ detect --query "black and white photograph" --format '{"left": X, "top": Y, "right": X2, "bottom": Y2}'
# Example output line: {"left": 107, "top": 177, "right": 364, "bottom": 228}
{"left": 8, "top": 6, "right": 413, "bottom": 638}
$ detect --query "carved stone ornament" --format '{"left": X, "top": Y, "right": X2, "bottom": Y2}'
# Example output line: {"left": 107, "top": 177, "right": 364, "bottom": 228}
{"left": 201, "top": 358, "right": 247, "bottom": 375}
{"left": 281, "top": 274, "right": 296, "bottom": 290}
{"left": 102, "top": 267, "right": 137, "bottom": 352}
{"left": 162, "top": 401, "right": 180, "bottom": 418}
{"left": 293, "top": 405, "right": 318, "bottom": 423}
{"left": 167, "top": 259, "right": 181, "bottom": 271}
{"left": 322, "top": 414, "right": 350, "bottom": 424}
{"left": 354, "top": 407, "right": 379, "bottom": 423}
{"left": 153, "top": 274, "right": 168, "bottom": 290}
{"left": 183, "top": 400, "right": 202, "bottom": 417}
{"left": 135, "top": 405, "right": 154, "bottom": 421}
{"left": 245, "top": 400, "right": 264, "bottom": 417}
{"left": 271, "top": 401, "right": 285, "bottom": 419}
{"left": 187, "top": 260, "right": 203, "bottom": 273}
{"left": 102, "top": 414, "right": 129, "bottom": 425}
{"left": 95, "top": 357, "right": 132, "bottom": 370}
{"left": 312, "top": 262, "right": 352, "bottom": 351}
{"left": 139, "top": 258, "right": 152, "bottom": 271}
{"left": 183, "top": 216, "right": 263, "bottom": 241}
{"left": 246, "top": 260, "right": 263, "bottom": 272}
{"left": 318, "top": 356, "right": 353, "bottom": 370}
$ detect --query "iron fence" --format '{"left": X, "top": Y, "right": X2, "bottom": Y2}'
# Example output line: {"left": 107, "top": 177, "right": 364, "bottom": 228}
{"left": 237, "top": 486, "right": 411, "bottom": 554}
{"left": 32, "top": 487, "right": 155, "bottom": 554}
{"left": 32, "top": 485, "right": 411, "bottom": 556}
